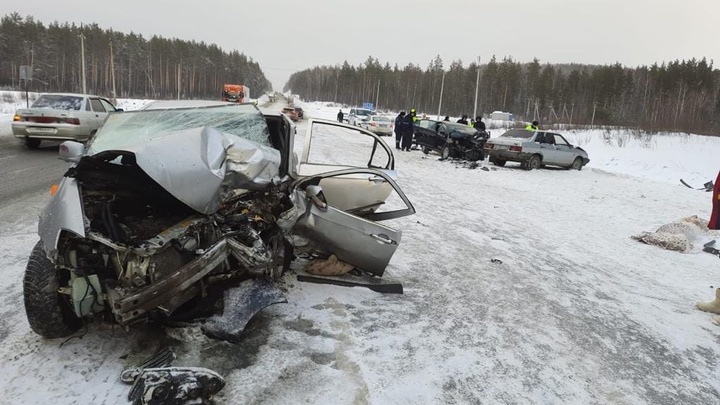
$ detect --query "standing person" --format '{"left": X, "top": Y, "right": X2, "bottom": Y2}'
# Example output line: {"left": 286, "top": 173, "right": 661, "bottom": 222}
{"left": 394, "top": 111, "right": 406, "bottom": 149}
{"left": 525, "top": 120, "right": 539, "bottom": 130}
{"left": 457, "top": 114, "right": 469, "bottom": 125}
{"left": 444, "top": 116, "right": 450, "bottom": 121}
{"left": 401, "top": 110, "right": 416, "bottom": 151}
{"left": 337, "top": 109, "right": 344, "bottom": 123}
{"left": 473, "top": 116, "right": 486, "bottom": 131}
{"left": 710, "top": 170, "right": 720, "bottom": 230}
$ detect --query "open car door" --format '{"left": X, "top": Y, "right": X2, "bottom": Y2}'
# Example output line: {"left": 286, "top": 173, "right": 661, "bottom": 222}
{"left": 292, "top": 168, "right": 415, "bottom": 277}
{"left": 298, "top": 119, "right": 397, "bottom": 212}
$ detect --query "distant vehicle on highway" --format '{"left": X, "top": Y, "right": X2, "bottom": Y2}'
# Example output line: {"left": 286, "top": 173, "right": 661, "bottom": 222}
{"left": 12, "top": 93, "right": 121, "bottom": 149}
{"left": 348, "top": 108, "right": 374, "bottom": 126}
{"left": 222, "top": 84, "right": 250, "bottom": 103}
{"left": 484, "top": 129, "right": 590, "bottom": 170}
{"left": 359, "top": 115, "right": 393, "bottom": 136}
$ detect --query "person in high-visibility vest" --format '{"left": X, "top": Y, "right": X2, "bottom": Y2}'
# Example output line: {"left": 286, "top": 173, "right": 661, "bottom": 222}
{"left": 525, "top": 120, "right": 539, "bottom": 131}
{"left": 410, "top": 108, "right": 419, "bottom": 122}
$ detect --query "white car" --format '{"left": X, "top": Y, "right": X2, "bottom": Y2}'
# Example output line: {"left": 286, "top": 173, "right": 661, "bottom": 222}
{"left": 347, "top": 108, "right": 374, "bottom": 126}
{"left": 12, "top": 93, "right": 121, "bottom": 149}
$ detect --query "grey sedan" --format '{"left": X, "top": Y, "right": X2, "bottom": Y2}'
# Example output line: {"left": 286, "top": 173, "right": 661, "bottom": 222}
{"left": 484, "top": 129, "right": 590, "bottom": 170}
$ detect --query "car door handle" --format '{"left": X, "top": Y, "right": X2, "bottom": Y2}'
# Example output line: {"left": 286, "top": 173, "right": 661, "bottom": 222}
{"left": 371, "top": 233, "right": 396, "bottom": 245}
{"left": 368, "top": 176, "right": 387, "bottom": 184}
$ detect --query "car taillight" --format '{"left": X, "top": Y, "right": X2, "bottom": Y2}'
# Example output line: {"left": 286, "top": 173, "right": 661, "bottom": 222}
{"left": 370, "top": 122, "right": 377, "bottom": 127}
{"left": 64, "top": 118, "right": 80, "bottom": 125}
{"left": 13, "top": 114, "right": 21, "bottom": 121}
{"left": 510, "top": 145, "right": 522, "bottom": 152}
{"left": 485, "top": 143, "right": 494, "bottom": 149}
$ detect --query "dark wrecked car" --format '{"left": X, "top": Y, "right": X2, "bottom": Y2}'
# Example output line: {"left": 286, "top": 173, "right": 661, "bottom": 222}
{"left": 24, "top": 101, "right": 415, "bottom": 340}
{"left": 413, "top": 119, "right": 489, "bottom": 161}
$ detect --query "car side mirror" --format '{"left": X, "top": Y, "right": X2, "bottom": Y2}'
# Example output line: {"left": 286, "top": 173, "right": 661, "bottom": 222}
{"left": 305, "top": 185, "right": 327, "bottom": 209}
{"left": 59, "top": 141, "right": 85, "bottom": 162}
{"left": 115, "top": 108, "right": 124, "bottom": 112}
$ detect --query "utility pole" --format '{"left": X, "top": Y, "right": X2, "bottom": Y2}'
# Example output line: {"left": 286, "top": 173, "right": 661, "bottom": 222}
{"left": 591, "top": 102, "right": 597, "bottom": 127}
{"left": 375, "top": 79, "right": 380, "bottom": 109}
{"left": 437, "top": 71, "right": 446, "bottom": 120}
{"left": 177, "top": 61, "right": 181, "bottom": 100}
{"left": 109, "top": 41, "right": 117, "bottom": 102}
{"left": 473, "top": 57, "right": 481, "bottom": 119}
{"left": 79, "top": 28, "right": 87, "bottom": 94}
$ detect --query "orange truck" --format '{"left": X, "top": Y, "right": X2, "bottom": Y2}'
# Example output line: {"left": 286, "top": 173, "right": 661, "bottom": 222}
{"left": 221, "top": 84, "right": 250, "bottom": 103}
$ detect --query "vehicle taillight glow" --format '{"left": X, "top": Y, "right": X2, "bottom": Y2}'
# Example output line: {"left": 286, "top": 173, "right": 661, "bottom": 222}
{"left": 65, "top": 118, "right": 80, "bottom": 125}
{"left": 13, "top": 114, "right": 21, "bottom": 121}
{"left": 510, "top": 145, "right": 522, "bottom": 152}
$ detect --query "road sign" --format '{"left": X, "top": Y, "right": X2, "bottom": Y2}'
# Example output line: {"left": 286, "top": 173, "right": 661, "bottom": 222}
{"left": 362, "top": 102, "right": 374, "bottom": 110}
{"left": 20, "top": 65, "right": 33, "bottom": 81}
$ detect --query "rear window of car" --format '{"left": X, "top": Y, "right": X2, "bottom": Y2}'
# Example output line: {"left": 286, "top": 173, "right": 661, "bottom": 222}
{"left": 356, "top": 109, "right": 372, "bottom": 116}
{"left": 500, "top": 129, "right": 534, "bottom": 139}
{"left": 32, "top": 95, "right": 83, "bottom": 110}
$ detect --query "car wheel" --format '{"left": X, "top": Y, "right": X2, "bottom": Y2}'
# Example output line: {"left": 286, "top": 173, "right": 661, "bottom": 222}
{"left": 525, "top": 155, "right": 542, "bottom": 171}
{"left": 24, "top": 241, "right": 81, "bottom": 338}
{"left": 422, "top": 146, "right": 430, "bottom": 155}
{"left": 440, "top": 145, "right": 451, "bottom": 160}
{"left": 571, "top": 157, "right": 583, "bottom": 171}
{"left": 25, "top": 138, "right": 41, "bottom": 149}
{"left": 491, "top": 157, "right": 506, "bottom": 167}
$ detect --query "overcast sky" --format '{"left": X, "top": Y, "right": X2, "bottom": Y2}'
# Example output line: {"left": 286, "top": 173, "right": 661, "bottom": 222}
{"left": 7, "top": 0, "right": 720, "bottom": 90}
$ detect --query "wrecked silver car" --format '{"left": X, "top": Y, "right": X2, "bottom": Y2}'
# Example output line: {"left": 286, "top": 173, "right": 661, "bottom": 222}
{"left": 24, "top": 103, "right": 415, "bottom": 340}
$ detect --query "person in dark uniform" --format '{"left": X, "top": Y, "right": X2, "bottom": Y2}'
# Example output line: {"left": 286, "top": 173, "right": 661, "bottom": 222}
{"left": 337, "top": 109, "right": 344, "bottom": 123}
{"left": 456, "top": 114, "right": 469, "bottom": 125}
{"left": 473, "top": 116, "right": 486, "bottom": 131}
{"left": 401, "top": 110, "right": 415, "bottom": 151}
{"left": 394, "top": 111, "right": 406, "bottom": 149}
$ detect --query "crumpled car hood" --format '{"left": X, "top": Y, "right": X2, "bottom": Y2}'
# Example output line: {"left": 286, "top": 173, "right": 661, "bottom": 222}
{"left": 110, "top": 126, "right": 280, "bottom": 214}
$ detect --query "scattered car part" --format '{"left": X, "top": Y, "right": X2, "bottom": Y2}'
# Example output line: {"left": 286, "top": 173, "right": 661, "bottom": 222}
{"left": 297, "top": 274, "right": 403, "bottom": 294}
{"left": 305, "top": 254, "right": 355, "bottom": 276}
{"left": 202, "top": 278, "right": 287, "bottom": 341}
{"left": 491, "top": 258, "right": 503, "bottom": 264}
{"left": 121, "top": 347, "right": 177, "bottom": 384}
{"left": 680, "top": 179, "right": 714, "bottom": 192}
{"left": 127, "top": 367, "right": 225, "bottom": 405}
{"left": 696, "top": 288, "right": 720, "bottom": 315}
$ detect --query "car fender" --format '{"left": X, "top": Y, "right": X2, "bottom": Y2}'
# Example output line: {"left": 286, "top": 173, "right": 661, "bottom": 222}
{"left": 38, "top": 177, "right": 86, "bottom": 256}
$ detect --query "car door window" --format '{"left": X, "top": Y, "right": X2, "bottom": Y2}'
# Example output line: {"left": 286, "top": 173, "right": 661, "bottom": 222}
{"left": 553, "top": 134, "right": 570, "bottom": 147}
{"left": 300, "top": 120, "right": 392, "bottom": 176}
{"left": 90, "top": 98, "right": 106, "bottom": 113}
{"left": 99, "top": 99, "right": 116, "bottom": 112}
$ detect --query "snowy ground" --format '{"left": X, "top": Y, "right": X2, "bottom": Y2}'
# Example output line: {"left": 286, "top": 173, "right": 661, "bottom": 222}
{"left": 0, "top": 96, "right": 719, "bottom": 404}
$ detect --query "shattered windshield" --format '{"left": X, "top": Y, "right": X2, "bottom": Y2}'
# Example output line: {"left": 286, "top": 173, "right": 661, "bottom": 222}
{"left": 88, "top": 104, "right": 270, "bottom": 154}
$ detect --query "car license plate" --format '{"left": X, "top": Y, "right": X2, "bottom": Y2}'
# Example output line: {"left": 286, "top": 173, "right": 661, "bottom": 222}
{"left": 27, "top": 127, "right": 57, "bottom": 134}
{"left": 496, "top": 145, "right": 509, "bottom": 150}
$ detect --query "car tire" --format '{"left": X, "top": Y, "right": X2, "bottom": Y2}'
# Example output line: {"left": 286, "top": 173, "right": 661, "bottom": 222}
{"left": 24, "top": 241, "right": 82, "bottom": 338}
{"left": 422, "top": 146, "right": 430, "bottom": 155}
{"left": 25, "top": 138, "right": 41, "bottom": 149}
{"left": 571, "top": 157, "right": 583, "bottom": 171}
{"left": 490, "top": 157, "right": 506, "bottom": 167}
{"left": 525, "top": 155, "right": 542, "bottom": 171}
{"left": 440, "top": 145, "right": 451, "bottom": 160}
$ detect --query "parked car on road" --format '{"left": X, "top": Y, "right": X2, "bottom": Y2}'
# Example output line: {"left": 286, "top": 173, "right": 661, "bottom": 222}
{"left": 413, "top": 119, "right": 489, "bottom": 161}
{"left": 348, "top": 108, "right": 374, "bottom": 126}
{"left": 24, "top": 101, "right": 415, "bottom": 341}
{"left": 360, "top": 115, "right": 393, "bottom": 136}
{"left": 281, "top": 106, "right": 299, "bottom": 121}
{"left": 484, "top": 129, "right": 590, "bottom": 170}
{"left": 12, "top": 93, "right": 121, "bottom": 149}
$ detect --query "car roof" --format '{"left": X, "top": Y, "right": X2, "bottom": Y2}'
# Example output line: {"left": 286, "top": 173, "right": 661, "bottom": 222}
{"left": 39, "top": 92, "right": 102, "bottom": 98}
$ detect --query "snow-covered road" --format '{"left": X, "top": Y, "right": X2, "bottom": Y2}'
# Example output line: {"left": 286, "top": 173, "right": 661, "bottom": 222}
{"left": 0, "top": 98, "right": 718, "bottom": 404}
